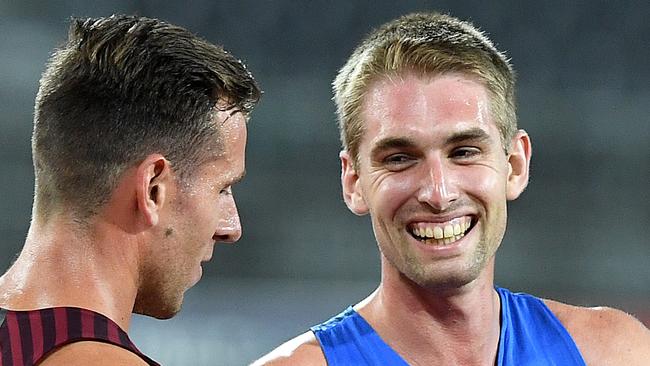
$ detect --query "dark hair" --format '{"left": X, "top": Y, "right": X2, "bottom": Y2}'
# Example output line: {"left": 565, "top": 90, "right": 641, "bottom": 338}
{"left": 32, "top": 15, "right": 261, "bottom": 219}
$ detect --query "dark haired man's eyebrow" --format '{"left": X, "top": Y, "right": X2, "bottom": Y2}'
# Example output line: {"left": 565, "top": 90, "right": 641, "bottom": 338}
{"left": 216, "top": 107, "right": 245, "bottom": 126}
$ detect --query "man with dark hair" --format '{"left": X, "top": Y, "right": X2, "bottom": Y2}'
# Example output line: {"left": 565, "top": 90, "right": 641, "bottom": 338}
{"left": 254, "top": 12, "right": 649, "bottom": 366}
{"left": 0, "top": 14, "right": 260, "bottom": 365}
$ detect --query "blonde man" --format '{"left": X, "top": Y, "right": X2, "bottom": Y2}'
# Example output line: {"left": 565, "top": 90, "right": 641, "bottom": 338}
{"left": 254, "top": 12, "right": 649, "bottom": 366}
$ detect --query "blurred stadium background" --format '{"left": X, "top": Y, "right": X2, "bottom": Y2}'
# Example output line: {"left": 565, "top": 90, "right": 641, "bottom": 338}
{"left": 1, "top": 1, "right": 648, "bottom": 364}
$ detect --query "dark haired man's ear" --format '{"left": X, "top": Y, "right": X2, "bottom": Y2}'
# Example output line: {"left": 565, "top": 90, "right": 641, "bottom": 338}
{"left": 135, "top": 154, "right": 172, "bottom": 226}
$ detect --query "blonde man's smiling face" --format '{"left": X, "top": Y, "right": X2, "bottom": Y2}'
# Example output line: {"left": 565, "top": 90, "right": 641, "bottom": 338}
{"left": 341, "top": 72, "right": 530, "bottom": 290}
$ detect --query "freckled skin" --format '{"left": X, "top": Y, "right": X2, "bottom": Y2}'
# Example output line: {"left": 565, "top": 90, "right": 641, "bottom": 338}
{"left": 352, "top": 73, "right": 510, "bottom": 290}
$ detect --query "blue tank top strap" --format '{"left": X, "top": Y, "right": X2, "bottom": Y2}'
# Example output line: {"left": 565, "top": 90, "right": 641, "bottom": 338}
{"left": 495, "top": 286, "right": 586, "bottom": 365}
{"left": 311, "top": 306, "right": 409, "bottom": 366}
{"left": 312, "top": 288, "right": 586, "bottom": 365}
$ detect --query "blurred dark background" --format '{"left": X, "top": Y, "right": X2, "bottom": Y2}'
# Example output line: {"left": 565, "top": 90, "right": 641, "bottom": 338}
{"left": 1, "top": 1, "right": 648, "bottom": 365}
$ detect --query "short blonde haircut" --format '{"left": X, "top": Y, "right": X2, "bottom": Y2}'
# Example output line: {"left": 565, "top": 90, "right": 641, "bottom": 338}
{"left": 333, "top": 12, "right": 517, "bottom": 163}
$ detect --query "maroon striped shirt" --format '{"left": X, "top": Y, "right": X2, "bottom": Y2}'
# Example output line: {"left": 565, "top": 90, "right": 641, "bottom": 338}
{"left": 0, "top": 307, "right": 159, "bottom": 365}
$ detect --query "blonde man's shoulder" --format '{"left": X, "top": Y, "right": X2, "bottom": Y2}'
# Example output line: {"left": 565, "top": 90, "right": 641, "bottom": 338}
{"left": 250, "top": 331, "right": 327, "bottom": 366}
{"left": 544, "top": 299, "right": 650, "bottom": 366}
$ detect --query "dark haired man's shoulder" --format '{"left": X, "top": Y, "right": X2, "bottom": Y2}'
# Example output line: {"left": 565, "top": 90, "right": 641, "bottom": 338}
{"left": 39, "top": 341, "right": 150, "bottom": 366}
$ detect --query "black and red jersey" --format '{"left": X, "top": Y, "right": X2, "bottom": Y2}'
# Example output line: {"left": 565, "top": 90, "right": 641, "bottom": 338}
{"left": 0, "top": 307, "right": 159, "bottom": 366}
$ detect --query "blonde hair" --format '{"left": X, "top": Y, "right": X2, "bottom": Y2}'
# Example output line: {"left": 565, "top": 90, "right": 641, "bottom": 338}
{"left": 333, "top": 12, "right": 516, "bottom": 163}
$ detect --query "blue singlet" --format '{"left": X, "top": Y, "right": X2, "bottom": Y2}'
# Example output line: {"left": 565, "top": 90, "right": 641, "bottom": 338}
{"left": 311, "top": 287, "right": 586, "bottom": 365}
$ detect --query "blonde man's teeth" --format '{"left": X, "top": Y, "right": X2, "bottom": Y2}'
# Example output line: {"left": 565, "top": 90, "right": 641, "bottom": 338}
{"left": 411, "top": 218, "right": 472, "bottom": 245}
{"left": 453, "top": 224, "right": 461, "bottom": 235}
{"left": 433, "top": 226, "right": 443, "bottom": 239}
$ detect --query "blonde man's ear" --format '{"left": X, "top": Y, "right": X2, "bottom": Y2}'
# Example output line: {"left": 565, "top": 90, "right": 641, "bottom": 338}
{"left": 506, "top": 130, "right": 532, "bottom": 201}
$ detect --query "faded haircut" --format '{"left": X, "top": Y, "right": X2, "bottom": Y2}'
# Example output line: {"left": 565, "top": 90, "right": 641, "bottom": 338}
{"left": 333, "top": 12, "right": 516, "bottom": 164}
{"left": 32, "top": 14, "right": 261, "bottom": 220}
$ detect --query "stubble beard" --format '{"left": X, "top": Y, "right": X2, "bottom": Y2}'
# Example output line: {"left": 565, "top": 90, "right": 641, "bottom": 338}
{"left": 381, "top": 228, "right": 494, "bottom": 292}
{"left": 133, "top": 287, "right": 184, "bottom": 319}
{"left": 133, "top": 265, "right": 185, "bottom": 319}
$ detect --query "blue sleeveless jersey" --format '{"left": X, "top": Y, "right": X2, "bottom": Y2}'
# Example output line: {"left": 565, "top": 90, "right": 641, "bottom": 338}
{"left": 311, "top": 287, "right": 586, "bottom": 365}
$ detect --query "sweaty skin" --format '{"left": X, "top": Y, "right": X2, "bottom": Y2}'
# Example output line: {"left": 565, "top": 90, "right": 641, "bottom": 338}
{"left": 251, "top": 73, "right": 650, "bottom": 366}
{"left": 0, "top": 105, "right": 248, "bottom": 365}
{"left": 351, "top": 73, "right": 515, "bottom": 294}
